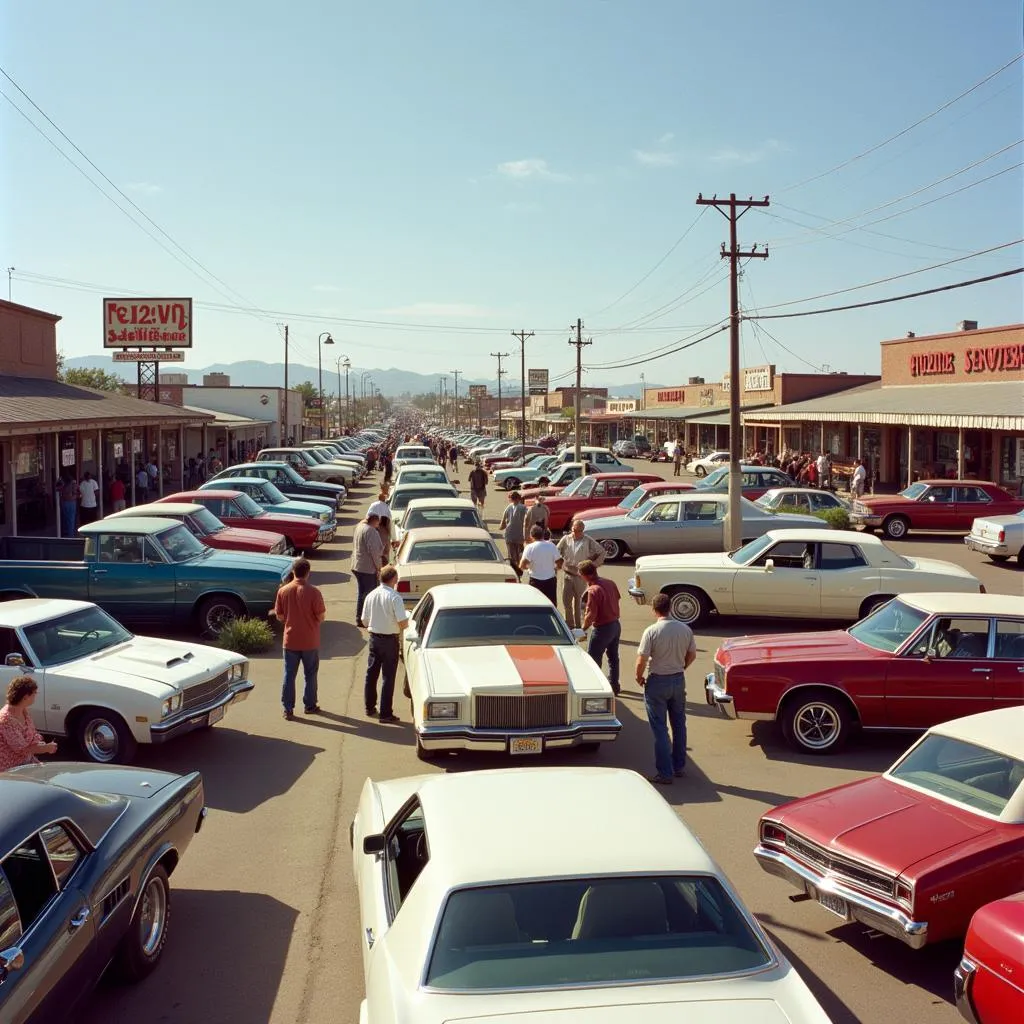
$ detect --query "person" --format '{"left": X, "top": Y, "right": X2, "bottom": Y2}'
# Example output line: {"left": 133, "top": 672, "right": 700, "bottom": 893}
{"left": 672, "top": 442, "right": 682, "bottom": 477}
{"left": 525, "top": 492, "right": 549, "bottom": 534}
{"left": 635, "top": 592, "right": 697, "bottom": 785}
{"left": 59, "top": 473, "right": 79, "bottom": 536}
{"left": 368, "top": 491, "right": 391, "bottom": 520}
{"left": 135, "top": 463, "right": 149, "bottom": 503}
{"left": 381, "top": 451, "right": 393, "bottom": 486}
{"left": 110, "top": 474, "right": 126, "bottom": 512}
{"left": 449, "top": 446, "right": 458, "bottom": 471}
{"left": 468, "top": 460, "right": 488, "bottom": 513}
{"left": 0, "top": 676, "right": 58, "bottom": 771}
{"left": 851, "top": 458, "right": 867, "bottom": 499}
{"left": 499, "top": 490, "right": 528, "bottom": 581}
{"left": 270, "top": 557, "right": 326, "bottom": 719}
{"left": 146, "top": 458, "right": 160, "bottom": 491}
{"left": 377, "top": 515, "right": 393, "bottom": 566}
{"left": 580, "top": 559, "right": 622, "bottom": 694}
{"left": 360, "top": 564, "right": 409, "bottom": 723}
{"left": 195, "top": 452, "right": 207, "bottom": 484}
{"left": 519, "top": 524, "right": 562, "bottom": 603}
{"left": 556, "top": 519, "right": 606, "bottom": 629}
{"left": 78, "top": 470, "right": 100, "bottom": 524}
{"left": 352, "top": 512, "right": 384, "bottom": 624}
{"left": 816, "top": 451, "right": 829, "bottom": 490}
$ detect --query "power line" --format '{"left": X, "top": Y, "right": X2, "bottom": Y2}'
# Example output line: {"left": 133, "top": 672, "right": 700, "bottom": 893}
{"left": 584, "top": 324, "right": 730, "bottom": 372}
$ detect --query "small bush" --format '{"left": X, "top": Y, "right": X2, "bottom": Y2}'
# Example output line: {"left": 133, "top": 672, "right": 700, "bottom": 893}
{"left": 217, "top": 616, "right": 276, "bottom": 655}
{"left": 811, "top": 507, "right": 851, "bottom": 531}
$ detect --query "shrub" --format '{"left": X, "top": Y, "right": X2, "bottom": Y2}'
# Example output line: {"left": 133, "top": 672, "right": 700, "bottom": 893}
{"left": 812, "top": 507, "right": 851, "bottom": 531}
{"left": 217, "top": 616, "right": 275, "bottom": 655}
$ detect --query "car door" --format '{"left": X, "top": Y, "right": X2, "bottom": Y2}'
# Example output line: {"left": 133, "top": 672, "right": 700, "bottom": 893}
{"left": 678, "top": 499, "right": 727, "bottom": 553}
{"left": 884, "top": 616, "right": 995, "bottom": 727}
{"left": 953, "top": 485, "right": 995, "bottom": 530}
{"left": 991, "top": 617, "right": 1024, "bottom": 710}
{"left": 87, "top": 533, "right": 151, "bottom": 618}
{"left": 917, "top": 484, "right": 957, "bottom": 530}
{"left": 402, "top": 594, "right": 433, "bottom": 684}
{"left": 734, "top": 539, "right": 820, "bottom": 617}
{"left": 815, "top": 542, "right": 877, "bottom": 619}
{"left": 0, "top": 826, "right": 97, "bottom": 1024}
{"left": 633, "top": 500, "right": 682, "bottom": 554}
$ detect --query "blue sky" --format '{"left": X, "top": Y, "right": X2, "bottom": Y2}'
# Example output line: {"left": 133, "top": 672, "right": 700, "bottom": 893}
{"left": 2, "top": 0, "right": 1021, "bottom": 390}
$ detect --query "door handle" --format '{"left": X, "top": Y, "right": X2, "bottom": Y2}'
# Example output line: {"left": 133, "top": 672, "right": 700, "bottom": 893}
{"left": 971, "top": 667, "right": 992, "bottom": 674}
{"left": 69, "top": 906, "right": 90, "bottom": 930}
{"left": 365, "top": 927, "right": 375, "bottom": 949}
{"left": 1017, "top": 666, "right": 1024, "bottom": 673}
{"left": 92, "top": 569, "right": 108, "bottom": 576}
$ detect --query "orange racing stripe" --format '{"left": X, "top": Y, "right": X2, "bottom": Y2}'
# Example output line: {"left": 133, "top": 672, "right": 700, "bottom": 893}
{"left": 505, "top": 645, "right": 569, "bottom": 689}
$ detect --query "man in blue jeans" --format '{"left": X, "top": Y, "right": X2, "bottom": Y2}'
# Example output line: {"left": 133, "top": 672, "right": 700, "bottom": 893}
{"left": 271, "top": 557, "right": 327, "bottom": 720}
{"left": 635, "top": 592, "right": 697, "bottom": 785}
{"left": 580, "top": 560, "right": 621, "bottom": 695}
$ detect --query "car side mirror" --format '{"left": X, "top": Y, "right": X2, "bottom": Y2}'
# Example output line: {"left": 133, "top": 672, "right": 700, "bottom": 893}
{"left": 4, "top": 653, "right": 25, "bottom": 667}
{"left": 764, "top": 558, "right": 775, "bottom": 572}
{"left": 362, "top": 834, "right": 386, "bottom": 856}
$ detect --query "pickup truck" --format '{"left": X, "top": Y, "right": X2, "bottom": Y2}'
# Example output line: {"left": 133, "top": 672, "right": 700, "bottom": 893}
{"left": 0, "top": 517, "right": 295, "bottom": 635}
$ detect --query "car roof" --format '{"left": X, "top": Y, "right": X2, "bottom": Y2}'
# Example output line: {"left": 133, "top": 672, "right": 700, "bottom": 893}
{"left": 588, "top": 472, "right": 657, "bottom": 480}
{"left": 405, "top": 498, "right": 476, "bottom": 510}
{"left": 168, "top": 490, "right": 242, "bottom": 500}
{"left": 106, "top": 502, "right": 204, "bottom": 518}
{"left": 761, "top": 527, "right": 884, "bottom": 544}
{"left": 916, "top": 479, "right": 1000, "bottom": 487}
{"left": 392, "top": 482, "right": 458, "bottom": 492}
{"left": 923, "top": 706, "right": 1024, "bottom": 761}
{"left": 403, "top": 526, "right": 495, "bottom": 542}
{"left": 897, "top": 592, "right": 1024, "bottom": 616}
{"left": 79, "top": 517, "right": 181, "bottom": 535}
{"left": 0, "top": 597, "right": 95, "bottom": 629}
{"left": 642, "top": 480, "right": 690, "bottom": 490}
{"left": 209, "top": 477, "right": 268, "bottom": 487}
{"left": 416, "top": 768, "right": 714, "bottom": 885}
{"left": 427, "top": 582, "right": 557, "bottom": 610}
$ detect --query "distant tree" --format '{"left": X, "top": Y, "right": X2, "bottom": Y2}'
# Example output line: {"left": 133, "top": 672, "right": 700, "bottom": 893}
{"left": 293, "top": 380, "right": 320, "bottom": 406}
{"left": 409, "top": 392, "right": 435, "bottom": 411}
{"left": 61, "top": 366, "right": 126, "bottom": 392}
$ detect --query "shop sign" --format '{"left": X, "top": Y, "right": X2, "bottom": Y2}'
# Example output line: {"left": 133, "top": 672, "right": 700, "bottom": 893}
{"left": 744, "top": 366, "right": 774, "bottom": 392}
{"left": 699, "top": 387, "right": 716, "bottom": 407}
{"left": 83, "top": 439, "right": 94, "bottom": 461}
{"left": 15, "top": 437, "right": 37, "bottom": 476}
{"left": 909, "top": 351, "right": 955, "bottom": 377}
{"left": 527, "top": 369, "right": 549, "bottom": 396}
{"left": 111, "top": 350, "right": 186, "bottom": 362}
{"left": 104, "top": 298, "right": 193, "bottom": 348}
{"left": 468, "top": 384, "right": 489, "bottom": 399}
{"left": 132, "top": 438, "right": 142, "bottom": 454}
{"left": 113, "top": 443, "right": 124, "bottom": 458}
{"left": 607, "top": 399, "right": 637, "bottom": 413}
{"left": 656, "top": 389, "right": 684, "bottom": 404}
{"left": 965, "top": 343, "right": 1024, "bottom": 374}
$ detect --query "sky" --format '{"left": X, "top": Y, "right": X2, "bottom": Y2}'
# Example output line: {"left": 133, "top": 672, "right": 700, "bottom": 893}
{"left": 2, "top": 0, "right": 1022, "bottom": 392}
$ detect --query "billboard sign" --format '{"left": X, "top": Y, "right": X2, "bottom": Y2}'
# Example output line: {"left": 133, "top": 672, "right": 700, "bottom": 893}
{"left": 468, "top": 384, "right": 489, "bottom": 399}
{"left": 104, "top": 298, "right": 193, "bottom": 348}
{"left": 527, "top": 368, "right": 549, "bottom": 395}
{"left": 607, "top": 399, "right": 638, "bottom": 414}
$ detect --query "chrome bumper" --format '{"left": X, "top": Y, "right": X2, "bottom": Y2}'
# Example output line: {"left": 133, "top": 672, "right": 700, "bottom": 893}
{"left": 316, "top": 525, "right": 336, "bottom": 544}
{"left": 150, "top": 680, "right": 254, "bottom": 742}
{"left": 964, "top": 535, "right": 1009, "bottom": 557}
{"left": 704, "top": 673, "right": 737, "bottom": 719}
{"left": 850, "top": 514, "right": 882, "bottom": 527}
{"left": 417, "top": 719, "right": 622, "bottom": 753}
{"left": 953, "top": 957, "right": 980, "bottom": 1024}
{"left": 754, "top": 843, "right": 929, "bottom": 949}
{"left": 627, "top": 578, "right": 646, "bottom": 604}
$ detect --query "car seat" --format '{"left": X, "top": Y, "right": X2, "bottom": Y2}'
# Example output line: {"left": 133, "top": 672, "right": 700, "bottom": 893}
{"left": 571, "top": 881, "right": 669, "bottom": 940}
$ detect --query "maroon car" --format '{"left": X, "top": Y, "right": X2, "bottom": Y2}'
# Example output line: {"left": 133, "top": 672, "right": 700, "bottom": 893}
{"left": 956, "top": 893, "right": 1024, "bottom": 1024}
{"left": 541, "top": 472, "right": 663, "bottom": 531}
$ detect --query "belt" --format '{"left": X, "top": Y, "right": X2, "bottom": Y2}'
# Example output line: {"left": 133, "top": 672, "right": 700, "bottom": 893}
{"left": 369, "top": 632, "right": 398, "bottom": 639}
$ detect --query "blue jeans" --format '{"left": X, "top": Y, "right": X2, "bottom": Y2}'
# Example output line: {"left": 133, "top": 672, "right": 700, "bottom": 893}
{"left": 60, "top": 500, "right": 77, "bottom": 537}
{"left": 353, "top": 570, "right": 377, "bottom": 624}
{"left": 282, "top": 649, "right": 319, "bottom": 712}
{"left": 644, "top": 673, "right": 687, "bottom": 778}
{"left": 588, "top": 620, "right": 621, "bottom": 691}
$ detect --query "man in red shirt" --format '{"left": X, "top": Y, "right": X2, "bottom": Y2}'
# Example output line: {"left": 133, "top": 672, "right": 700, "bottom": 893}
{"left": 271, "top": 557, "right": 327, "bottom": 719}
{"left": 109, "top": 475, "right": 126, "bottom": 512}
{"left": 580, "top": 559, "right": 621, "bottom": 695}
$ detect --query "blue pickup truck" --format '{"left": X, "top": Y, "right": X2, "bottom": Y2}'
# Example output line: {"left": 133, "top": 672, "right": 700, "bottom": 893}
{"left": 0, "top": 517, "right": 294, "bottom": 635}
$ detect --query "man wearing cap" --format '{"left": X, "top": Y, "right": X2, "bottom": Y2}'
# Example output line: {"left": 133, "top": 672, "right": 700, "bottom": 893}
{"left": 556, "top": 519, "right": 605, "bottom": 629}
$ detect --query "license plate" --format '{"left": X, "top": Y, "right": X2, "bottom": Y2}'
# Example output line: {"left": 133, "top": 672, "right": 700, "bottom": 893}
{"left": 816, "top": 890, "right": 849, "bottom": 919}
{"left": 509, "top": 737, "right": 542, "bottom": 755}
{"left": 207, "top": 705, "right": 225, "bottom": 726}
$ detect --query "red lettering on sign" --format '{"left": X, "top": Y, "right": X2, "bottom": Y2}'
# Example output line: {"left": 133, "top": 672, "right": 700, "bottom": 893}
{"left": 909, "top": 351, "right": 956, "bottom": 377}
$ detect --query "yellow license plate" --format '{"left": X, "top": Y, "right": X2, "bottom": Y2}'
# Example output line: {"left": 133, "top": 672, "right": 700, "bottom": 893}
{"left": 510, "top": 737, "right": 542, "bottom": 755}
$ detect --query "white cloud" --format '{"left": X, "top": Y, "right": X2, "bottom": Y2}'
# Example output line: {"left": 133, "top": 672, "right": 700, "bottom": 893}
{"left": 658, "top": 132, "right": 675, "bottom": 145}
{"left": 125, "top": 181, "right": 162, "bottom": 194}
{"left": 633, "top": 149, "right": 678, "bottom": 167}
{"left": 378, "top": 302, "right": 497, "bottom": 318}
{"left": 497, "top": 158, "right": 570, "bottom": 182}
{"left": 710, "top": 139, "right": 784, "bottom": 164}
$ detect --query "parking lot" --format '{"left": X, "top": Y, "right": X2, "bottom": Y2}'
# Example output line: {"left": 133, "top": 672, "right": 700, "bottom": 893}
{"left": 79, "top": 460, "right": 1022, "bottom": 1024}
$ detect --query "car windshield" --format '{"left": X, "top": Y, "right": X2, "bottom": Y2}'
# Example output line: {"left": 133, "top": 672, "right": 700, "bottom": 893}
{"left": 560, "top": 475, "right": 591, "bottom": 496}
{"left": 425, "top": 875, "right": 771, "bottom": 991}
{"left": 258, "top": 481, "right": 288, "bottom": 503}
{"left": 900, "top": 482, "right": 928, "bottom": 500}
{"left": 392, "top": 488, "right": 455, "bottom": 511}
{"left": 889, "top": 735, "right": 1024, "bottom": 817}
{"left": 158, "top": 524, "right": 207, "bottom": 561}
{"left": 627, "top": 498, "right": 656, "bottom": 521}
{"left": 399, "top": 470, "right": 449, "bottom": 483}
{"left": 233, "top": 492, "right": 265, "bottom": 518}
{"left": 24, "top": 606, "right": 133, "bottom": 667}
{"left": 190, "top": 507, "right": 225, "bottom": 534}
{"left": 728, "top": 534, "right": 774, "bottom": 564}
{"left": 526, "top": 454, "right": 550, "bottom": 467}
{"left": 701, "top": 467, "right": 729, "bottom": 487}
{"left": 848, "top": 598, "right": 929, "bottom": 652}
{"left": 405, "top": 509, "right": 483, "bottom": 530}
{"left": 619, "top": 484, "right": 648, "bottom": 509}
{"left": 305, "top": 449, "right": 329, "bottom": 463}
{"left": 427, "top": 607, "right": 569, "bottom": 648}
{"left": 406, "top": 540, "right": 499, "bottom": 563}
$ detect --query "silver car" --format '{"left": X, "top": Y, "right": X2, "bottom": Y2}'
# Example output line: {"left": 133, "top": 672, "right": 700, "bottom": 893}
{"left": 583, "top": 492, "right": 823, "bottom": 560}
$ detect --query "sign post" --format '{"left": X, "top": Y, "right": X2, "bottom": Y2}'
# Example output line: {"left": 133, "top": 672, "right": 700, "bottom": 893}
{"left": 468, "top": 384, "right": 489, "bottom": 431}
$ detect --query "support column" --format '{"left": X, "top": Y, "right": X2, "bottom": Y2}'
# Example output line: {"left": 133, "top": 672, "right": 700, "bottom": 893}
{"left": 907, "top": 425, "right": 914, "bottom": 487}
{"left": 957, "top": 426, "right": 965, "bottom": 479}
{"left": 821, "top": 421, "right": 826, "bottom": 455}
{"left": 10, "top": 458, "right": 18, "bottom": 537}
{"left": 156, "top": 426, "right": 163, "bottom": 497}
{"left": 54, "top": 434, "right": 62, "bottom": 536}
{"left": 179, "top": 425, "right": 185, "bottom": 491}
{"left": 130, "top": 429, "right": 137, "bottom": 506}
{"left": 97, "top": 429, "right": 104, "bottom": 518}
{"left": 856, "top": 422, "right": 863, "bottom": 459}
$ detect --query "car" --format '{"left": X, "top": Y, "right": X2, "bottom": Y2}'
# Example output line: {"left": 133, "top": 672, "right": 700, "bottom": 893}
{"left": 755, "top": 487, "right": 851, "bottom": 515}
{"left": 350, "top": 766, "right": 832, "bottom": 1022}
{"left": 850, "top": 481, "right": 1024, "bottom": 540}
{"left": 492, "top": 454, "right": 559, "bottom": 490}
{"left": 392, "top": 497, "right": 484, "bottom": 547}
{"left": 256, "top": 447, "right": 355, "bottom": 486}
{"left": 401, "top": 583, "right": 620, "bottom": 759}
{"left": 582, "top": 492, "right": 822, "bottom": 561}
{"left": 0, "top": 761, "right": 205, "bottom": 1022}
{"left": 207, "top": 461, "right": 345, "bottom": 510}
{"left": 704, "top": 591, "right": 1014, "bottom": 754}
{"left": 394, "top": 528, "right": 516, "bottom": 605}
{"left": 0, "top": 598, "right": 254, "bottom": 763}
{"left": 388, "top": 482, "right": 459, "bottom": 520}
{"left": 484, "top": 444, "right": 548, "bottom": 469}
{"left": 393, "top": 465, "right": 452, "bottom": 488}
{"left": 535, "top": 472, "right": 663, "bottom": 531}
{"left": 105, "top": 501, "right": 290, "bottom": 555}
{"left": 162, "top": 489, "right": 330, "bottom": 554}
{"left": 518, "top": 462, "right": 594, "bottom": 501}
{"left": 687, "top": 450, "right": 730, "bottom": 476}
{"left": 554, "top": 446, "right": 628, "bottom": 470}
{"left": 572, "top": 480, "right": 696, "bottom": 524}
{"left": 754, "top": 706, "right": 1024, "bottom": 950}
{"left": 956, "top": 893, "right": 1024, "bottom": 1024}
{"left": 632, "top": 434, "right": 652, "bottom": 453}
{"left": 632, "top": 529, "right": 984, "bottom": 628}
{"left": 200, "top": 477, "right": 336, "bottom": 532}
{"left": 303, "top": 443, "right": 367, "bottom": 474}
{"left": 393, "top": 444, "right": 435, "bottom": 471}
{"left": 695, "top": 465, "right": 796, "bottom": 501}
{"left": 612, "top": 440, "right": 638, "bottom": 457}
{"left": 965, "top": 508, "right": 1024, "bottom": 565}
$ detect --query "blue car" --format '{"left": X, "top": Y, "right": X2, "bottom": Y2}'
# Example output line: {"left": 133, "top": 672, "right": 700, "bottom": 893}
{"left": 199, "top": 478, "right": 336, "bottom": 529}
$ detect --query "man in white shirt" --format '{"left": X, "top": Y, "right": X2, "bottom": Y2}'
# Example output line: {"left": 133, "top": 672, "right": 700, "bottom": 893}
{"left": 851, "top": 458, "right": 867, "bottom": 498}
{"left": 78, "top": 471, "right": 100, "bottom": 524}
{"left": 815, "top": 452, "right": 830, "bottom": 490}
{"left": 519, "top": 524, "right": 562, "bottom": 604}
{"left": 360, "top": 564, "right": 409, "bottom": 723}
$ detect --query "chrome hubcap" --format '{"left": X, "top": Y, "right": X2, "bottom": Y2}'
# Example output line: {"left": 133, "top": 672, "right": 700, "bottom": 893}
{"left": 206, "top": 605, "right": 235, "bottom": 631}
{"left": 887, "top": 519, "right": 906, "bottom": 538}
{"left": 83, "top": 720, "right": 119, "bottom": 762}
{"left": 794, "top": 703, "right": 840, "bottom": 749}
{"left": 671, "top": 594, "right": 700, "bottom": 623}
{"left": 139, "top": 876, "right": 167, "bottom": 956}
{"left": 601, "top": 541, "right": 619, "bottom": 559}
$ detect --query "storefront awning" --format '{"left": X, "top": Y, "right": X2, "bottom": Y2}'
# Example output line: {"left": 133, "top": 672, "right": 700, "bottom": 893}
{"left": 634, "top": 403, "right": 775, "bottom": 422}
{"left": 182, "top": 405, "right": 273, "bottom": 428}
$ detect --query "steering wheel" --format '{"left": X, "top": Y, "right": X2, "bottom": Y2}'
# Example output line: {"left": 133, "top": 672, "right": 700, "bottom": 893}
{"left": 513, "top": 624, "right": 545, "bottom": 636}
{"left": 414, "top": 831, "right": 428, "bottom": 863}
{"left": 79, "top": 630, "right": 101, "bottom": 644}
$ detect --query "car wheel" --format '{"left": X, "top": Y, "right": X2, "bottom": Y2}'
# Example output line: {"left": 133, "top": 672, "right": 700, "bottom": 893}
{"left": 576, "top": 741, "right": 600, "bottom": 754}
{"left": 599, "top": 538, "right": 624, "bottom": 561}
{"left": 694, "top": 465, "right": 707, "bottom": 478}
{"left": 988, "top": 554, "right": 1010, "bottom": 563}
{"left": 197, "top": 594, "right": 244, "bottom": 637}
{"left": 1018, "top": 546, "right": 1024, "bottom": 565}
{"left": 882, "top": 515, "right": 910, "bottom": 540}
{"left": 504, "top": 478, "right": 521, "bottom": 490}
{"left": 858, "top": 594, "right": 893, "bottom": 618}
{"left": 780, "top": 690, "right": 852, "bottom": 755}
{"left": 74, "top": 709, "right": 138, "bottom": 764}
{"left": 666, "top": 587, "right": 710, "bottom": 626}
{"left": 114, "top": 865, "right": 171, "bottom": 981}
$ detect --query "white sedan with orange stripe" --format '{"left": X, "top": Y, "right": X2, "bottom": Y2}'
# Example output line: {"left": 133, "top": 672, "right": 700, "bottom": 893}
{"left": 402, "top": 583, "right": 621, "bottom": 760}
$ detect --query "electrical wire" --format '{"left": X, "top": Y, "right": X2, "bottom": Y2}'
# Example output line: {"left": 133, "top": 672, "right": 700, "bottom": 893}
{"left": 582, "top": 324, "right": 730, "bottom": 372}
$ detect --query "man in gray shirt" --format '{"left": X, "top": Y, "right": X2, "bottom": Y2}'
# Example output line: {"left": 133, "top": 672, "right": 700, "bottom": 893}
{"left": 351, "top": 511, "right": 384, "bottom": 625}
{"left": 635, "top": 592, "right": 697, "bottom": 785}
{"left": 499, "top": 490, "right": 528, "bottom": 580}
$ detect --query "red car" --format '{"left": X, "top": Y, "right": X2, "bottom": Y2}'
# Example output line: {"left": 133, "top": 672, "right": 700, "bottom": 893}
{"left": 539, "top": 472, "right": 662, "bottom": 531}
{"left": 754, "top": 705, "right": 1024, "bottom": 950}
{"left": 851, "top": 480, "right": 1024, "bottom": 540}
{"left": 160, "top": 490, "right": 324, "bottom": 552}
{"left": 694, "top": 464, "right": 796, "bottom": 502}
{"left": 573, "top": 479, "right": 696, "bottom": 524}
{"left": 956, "top": 893, "right": 1024, "bottom": 1024}
{"left": 706, "top": 593, "right": 1019, "bottom": 756}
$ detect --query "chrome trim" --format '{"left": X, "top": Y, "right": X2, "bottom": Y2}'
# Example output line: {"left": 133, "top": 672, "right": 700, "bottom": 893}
{"left": 704, "top": 673, "right": 737, "bottom": 719}
{"left": 954, "top": 956, "right": 980, "bottom": 1024}
{"left": 149, "top": 680, "right": 253, "bottom": 740}
{"left": 964, "top": 535, "right": 1010, "bottom": 556}
{"left": 416, "top": 719, "right": 622, "bottom": 751}
{"left": 754, "top": 844, "right": 928, "bottom": 949}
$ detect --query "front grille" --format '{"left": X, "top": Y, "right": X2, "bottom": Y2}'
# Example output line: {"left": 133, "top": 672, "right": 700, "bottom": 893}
{"left": 475, "top": 693, "right": 569, "bottom": 730}
{"left": 785, "top": 833, "right": 895, "bottom": 897}
{"left": 183, "top": 670, "right": 229, "bottom": 712}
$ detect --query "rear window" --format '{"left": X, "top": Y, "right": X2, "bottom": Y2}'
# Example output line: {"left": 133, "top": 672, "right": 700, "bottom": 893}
{"left": 406, "top": 540, "right": 499, "bottom": 563}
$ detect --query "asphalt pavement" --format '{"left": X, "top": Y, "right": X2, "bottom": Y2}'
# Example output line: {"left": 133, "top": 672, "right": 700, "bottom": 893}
{"left": 79, "top": 459, "right": 1022, "bottom": 1024}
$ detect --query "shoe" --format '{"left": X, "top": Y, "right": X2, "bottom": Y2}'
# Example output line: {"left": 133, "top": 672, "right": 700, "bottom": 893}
{"left": 304, "top": 705, "right": 322, "bottom": 714}
{"left": 673, "top": 768, "right": 686, "bottom": 777}
{"left": 378, "top": 714, "right": 400, "bottom": 724}
{"left": 648, "top": 775, "right": 673, "bottom": 786}
{"left": 283, "top": 710, "right": 294, "bottom": 721}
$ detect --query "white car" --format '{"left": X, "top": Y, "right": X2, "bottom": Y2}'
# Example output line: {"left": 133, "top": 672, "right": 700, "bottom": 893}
{"left": 0, "top": 598, "right": 251, "bottom": 763}
{"left": 687, "top": 450, "right": 730, "bottom": 477}
{"left": 965, "top": 508, "right": 1024, "bottom": 564}
{"left": 394, "top": 527, "right": 516, "bottom": 605}
{"left": 628, "top": 528, "right": 983, "bottom": 626}
{"left": 350, "top": 766, "right": 832, "bottom": 1023}
{"left": 392, "top": 496, "right": 484, "bottom": 547}
{"left": 393, "top": 465, "right": 452, "bottom": 489}
{"left": 402, "top": 583, "right": 620, "bottom": 760}
{"left": 492, "top": 454, "right": 559, "bottom": 490}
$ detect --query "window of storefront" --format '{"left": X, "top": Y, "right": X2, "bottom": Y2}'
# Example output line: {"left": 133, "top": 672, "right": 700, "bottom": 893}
{"left": 1000, "top": 436, "right": 1024, "bottom": 491}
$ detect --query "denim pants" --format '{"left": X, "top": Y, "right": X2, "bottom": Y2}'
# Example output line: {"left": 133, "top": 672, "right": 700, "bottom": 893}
{"left": 365, "top": 633, "right": 399, "bottom": 716}
{"left": 644, "top": 673, "right": 687, "bottom": 778}
{"left": 587, "top": 620, "right": 621, "bottom": 691}
{"left": 60, "top": 500, "right": 77, "bottom": 537}
{"left": 353, "top": 570, "right": 378, "bottom": 623}
{"left": 282, "top": 649, "right": 319, "bottom": 712}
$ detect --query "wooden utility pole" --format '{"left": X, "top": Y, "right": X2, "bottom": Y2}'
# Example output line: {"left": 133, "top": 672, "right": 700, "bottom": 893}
{"left": 282, "top": 324, "right": 290, "bottom": 441}
{"left": 569, "top": 318, "right": 591, "bottom": 464}
{"left": 511, "top": 330, "right": 534, "bottom": 450}
{"left": 450, "top": 369, "right": 462, "bottom": 430}
{"left": 695, "top": 193, "right": 769, "bottom": 549}
{"left": 491, "top": 351, "right": 509, "bottom": 437}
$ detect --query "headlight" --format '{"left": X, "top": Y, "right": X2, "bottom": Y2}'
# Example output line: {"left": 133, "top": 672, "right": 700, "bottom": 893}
{"left": 582, "top": 697, "right": 612, "bottom": 715}
{"left": 161, "top": 693, "right": 182, "bottom": 718}
{"left": 229, "top": 661, "right": 248, "bottom": 682}
{"left": 633, "top": 572, "right": 642, "bottom": 589}
{"left": 425, "top": 700, "right": 459, "bottom": 720}
{"left": 320, "top": 510, "right": 331, "bottom": 522}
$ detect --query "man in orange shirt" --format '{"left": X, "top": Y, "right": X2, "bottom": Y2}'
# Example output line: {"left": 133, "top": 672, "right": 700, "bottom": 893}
{"left": 271, "top": 557, "right": 327, "bottom": 720}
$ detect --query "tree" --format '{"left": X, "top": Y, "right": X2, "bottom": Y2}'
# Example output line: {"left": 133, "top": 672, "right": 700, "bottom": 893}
{"left": 61, "top": 366, "right": 126, "bottom": 392}
{"left": 293, "top": 380, "right": 320, "bottom": 406}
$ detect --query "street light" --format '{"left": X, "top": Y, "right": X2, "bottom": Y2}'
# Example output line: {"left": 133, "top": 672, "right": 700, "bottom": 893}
{"left": 318, "top": 332, "right": 334, "bottom": 438}
{"left": 360, "top": 372, "right": 373, "bottom": 426}
{"left": 336, "top": 355, "right": 350, "bottom": 434}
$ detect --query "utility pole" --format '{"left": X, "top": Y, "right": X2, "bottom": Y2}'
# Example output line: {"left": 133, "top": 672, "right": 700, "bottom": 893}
{"left": 282, "top": 324, "right": 290, "bottom": 442}
{"left": 440, "top": 376, "right": 448, "bottom": 428}
{"left": 511, "top": 330, "right": 534, "bottom": 455}
{"left": 450, "top": 369, "right": 462, "bottom": 430}
{"left": 569, "top": 318, "right": 591, "bottom": 464}
{"left": 6, "top": 267, "right": 13, "bottom": 302}
{"left": 491, "top": 351, "right": 509, "bottom": 437}
{"left": 695, "top": 192, "right": 769, "bottom": 549}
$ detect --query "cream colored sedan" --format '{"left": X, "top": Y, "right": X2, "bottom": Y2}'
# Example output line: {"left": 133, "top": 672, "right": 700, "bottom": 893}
{"left": 394, "top": 526, "right": 517, "bottom": 605}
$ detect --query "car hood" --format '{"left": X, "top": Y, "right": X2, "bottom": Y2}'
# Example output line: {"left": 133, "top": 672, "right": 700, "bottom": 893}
{"left": 213, "top": 526, "right": 283, "bottom": 550}
{"left": 401, "top": 563, "right": 514, "bottom": 586}
{"left": 772, "top": 776, "right": 994, "bottom": 876}
{"left": 269, "top": 499, "right": 333, "bottom": 519}
{"left": 7, "top": 761, "right": 184, "bottom": 800}
{"left": 580, "top": 514, "right": 636, "bottom": 535}
{"left": 192, "top": 548, "right": 295, "bottom": 576}
{"left": 719, "top": 629, "right": 885, "bottom": 667}
{"left": 572, "top": 505, "right": 628, "bottom": 522}
{"left": 857, "top": 495, "right": 912, "bottom": 510}
{"left": 637, "top": 552, "right": 736, "bottom": 572}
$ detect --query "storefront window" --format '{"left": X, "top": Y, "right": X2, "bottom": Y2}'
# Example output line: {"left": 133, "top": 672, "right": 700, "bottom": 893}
{"left": 1000, "top": 436, "right": 1024, "bottom": 491}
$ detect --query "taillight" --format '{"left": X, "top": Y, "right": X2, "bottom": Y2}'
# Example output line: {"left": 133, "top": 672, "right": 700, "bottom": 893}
{"left": 761, "top": 821, "right": 786, "bottom": 844}
{"left": 997, "top": 529, "right": 1005, "bottom": 542}
{"left": 397, "top": 581, "right": 410, "bottom": 593}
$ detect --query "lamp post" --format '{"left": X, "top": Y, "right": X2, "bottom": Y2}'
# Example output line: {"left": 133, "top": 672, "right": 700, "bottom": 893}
{"left": 360, "top": 372, "right": 372, "bottom": 426}
{"left": 336, "top": 355, "right": 350, "bottom": 435}
{"left": 318, "top": 332, "right": 334, "bottom": 438}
